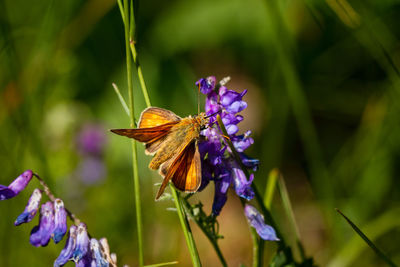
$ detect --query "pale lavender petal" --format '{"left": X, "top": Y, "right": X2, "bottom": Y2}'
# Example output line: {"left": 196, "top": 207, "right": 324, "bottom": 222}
{"left": 90, "top": 239, "right": 109, "bottom": 267}
{"left": 30, "top": 201, "right": 55, "bottom": 247}
{"left": 244, "top": 205, "right": 279, "bottom": 241}
{"left": 54, "top": 225, "right": 77, "bottom": 267}
{"left": 15, "top": 188, "right": 42, "bottom": 225}
{"left": 53, "top": 199, "right": 67, "bottom": 243}
{"left": 72, "top": 223, "right": 90, "bottom": 262}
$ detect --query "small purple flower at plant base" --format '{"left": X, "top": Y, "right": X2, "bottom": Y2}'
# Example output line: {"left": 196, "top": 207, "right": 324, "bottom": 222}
{"left": 99, "top": 238, "right": 118, "bottom": 267}
{"left": 0, "top": 170, "right": 33, "bottom": 200}
{"left": 197, "top": 76, "right": 259, "bottom": 215}
{"left": 244, "top": 204, "right": 279, "bottom": 241}
{"left": 53, "top": 198, "right": 67, "bottom": 243}
{"left": 54, "top": 225, "right": 77, "bottom": 267}
{"left": 30, "top": 201, "right": 55, "bottom": 247}
{"left": 72, "top": 223, "right": 90, "bottom": 262}
{"left": 90, "top": 238, "right": 109, "bottom": 267}
{"left": 15, "top": 188, "right": 42, "bottom": 225}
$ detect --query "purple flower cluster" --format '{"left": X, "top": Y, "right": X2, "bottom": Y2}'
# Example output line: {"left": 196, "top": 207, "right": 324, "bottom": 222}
{"left": 54, "top": 223, "right": 117, "bottom": 267}
{"left": 197, "top": 76, "right": 278, "bottom": 241}
{"left": 196, "top": 77, "right": 258, "bottom": 215}
{"left": 0, "top": 170, "right": 120, "bottom": 266}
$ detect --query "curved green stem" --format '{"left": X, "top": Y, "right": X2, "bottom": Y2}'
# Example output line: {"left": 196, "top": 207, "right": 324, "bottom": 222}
{"left": 181, "top": 199, "right": 227, "bottom": 267}
{"left": 171, "top": 188, "right": 202, "bottom": 267}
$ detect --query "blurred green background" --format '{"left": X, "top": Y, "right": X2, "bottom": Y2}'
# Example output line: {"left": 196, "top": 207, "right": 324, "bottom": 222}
{"left": 1, "top": 0, "right": 400, "bottom": 266}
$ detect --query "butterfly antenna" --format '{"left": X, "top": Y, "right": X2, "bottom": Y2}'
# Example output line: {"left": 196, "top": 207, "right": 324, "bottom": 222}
{"left": 205, "top": 110, "right": 221, "bottom": 118}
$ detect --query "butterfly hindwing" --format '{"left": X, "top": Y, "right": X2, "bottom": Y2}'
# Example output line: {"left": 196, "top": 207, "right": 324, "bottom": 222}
{"left": 155, "top": 141, "right": 201, "bottom": 199}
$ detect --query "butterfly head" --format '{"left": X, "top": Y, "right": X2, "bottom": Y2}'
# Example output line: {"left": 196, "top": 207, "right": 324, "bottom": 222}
{"left": 195, "top": 112, "right": 210, "bottom": 130}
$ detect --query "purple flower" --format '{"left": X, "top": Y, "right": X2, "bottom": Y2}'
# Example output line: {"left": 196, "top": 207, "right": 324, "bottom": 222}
{"left": 15, "top": 188, "right": 42, "bottom": 225}
{"left": 212, "top": 168, "right": 231, "bottom": 216}
{"left": 196, "top": 76, "right": 216, "bottom": 94}
{"left": 77, "top": 124, "right": 107, "bottom": 156}
{"left": 90, "top": 239, "right": 109, "bottom": 267}
{"left": 76, "top": 253, "right": 93, "bottom": 267}
{"left": 240, "top": 153, "right": 259, "bottom": 171}
{"left": 232, "top": 131, "right": 254, "bottom": 152}
{"left": 196, "top": 76, "right": 259, "bottom": 216}
{"left": 244, "top": 204, "right": 279, "bottom": 241}
{"left": 0, "top": 170, "right": 33, "bottom": 200}
{"left": 54, "top": 225, "right": 77, "bottom": 267}
{"left": 30, "top": 201, "right": 55, "bottom": 247}
{"left": 231, "top": 162, "right": 254, "bottom": 200}
{"left": 99, "top": 238, "right": 117, "bottom": 266}
{"left": 72, "top": 223, "right": 90, "bottom": 262}
{"left": 53, "top": 199, "right": 67, "bottom": 243}
{"left": 219, "top": 87, "right": 248, "bottom": 114}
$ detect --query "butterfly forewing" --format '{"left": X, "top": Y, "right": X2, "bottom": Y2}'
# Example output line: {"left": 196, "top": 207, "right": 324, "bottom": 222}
{"left": 139, "top": 107, "right": 180, "bottom": 128}
{"left": 110, "top": 123, "right": 177, "bottom": 143}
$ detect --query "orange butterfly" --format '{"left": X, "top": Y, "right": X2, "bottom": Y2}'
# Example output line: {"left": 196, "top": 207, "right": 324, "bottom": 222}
{"left": 111, "top": 107, "right": 209, "bottom": 199}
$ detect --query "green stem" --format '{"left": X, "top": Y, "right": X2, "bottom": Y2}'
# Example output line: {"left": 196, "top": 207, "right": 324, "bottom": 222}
{"left": 171, "top": 188, "right": 202, "bottom": 267}
{"left": 181, "top": 200, "right": 227, "bottom": 267}
{"left": 130, "top": 38, "right": 151, "bottom": 108}
{"left": 122, "top": 2, "right": 202, "bottom": 265}
{"left": 122, "top": 0, "right": 143, "bottom": 265}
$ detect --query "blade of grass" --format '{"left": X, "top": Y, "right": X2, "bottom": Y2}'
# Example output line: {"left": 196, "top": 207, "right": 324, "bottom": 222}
{"left": 264, "top": 168, "right": 279, "bottom": 210}
{"left": 122, "top": 2, "right": 201, "bottom": 266}
{"left": 121, "top": 0, "right": 144, "bottom": 265}
{"left": 335, "top": 209, "right": 397, "bottom": 267}
{"left": 112, "top": 83, "right": 130, "bottom": 117}
{"left": 277, "top": 173, "right": 306, "bottom": 261}
{"left": 143, "top": 261, "right": 179, "bottom": 267}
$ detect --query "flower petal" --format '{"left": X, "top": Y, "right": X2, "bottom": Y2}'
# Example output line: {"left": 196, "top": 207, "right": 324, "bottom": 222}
{"left": 15, "top": 188, "right": 42, "bottom": 225}
{"left": 53, "top": 199, "right": 68, "bottom": 243}
{"left": 244, "top": 205, "right": 279, "bottom": 241}
{"left": 1, "top": 170, "right": 33, "bottom": 200}
{"left": 196, "top": 76, "right": 216, "bottom": 95}
{"left": 232, "top": 162, "right": 254, "bottom": 200}
{"left": 30, "top": 201, "right": 55, "bottom": 247}
{"left": 90, "top": 239, "right": 109, "bottom": 267}
{"left": 72, "top": 223, "right": 90, "bottom": 262}
{"left": 54, "top": 225, "right": 78, "bottom": 267}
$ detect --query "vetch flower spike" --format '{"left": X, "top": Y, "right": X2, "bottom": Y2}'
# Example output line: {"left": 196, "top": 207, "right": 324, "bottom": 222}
{"left": 54, "top": 225, "right": 77, "bottom": 267}
{"left": 244, "top": 204, "right": 279, "bottom": 241}
{"left": 0, "top": 170, "right": 33, "bottom": 200}
{"left": 15, "top": 188, "right": 42, "bottom": 225}
{"left": 30, "top": 201, "right": 55, "bottom": 247}
{"left": 53, "top": 198, "right": 67, "bottom": 243}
